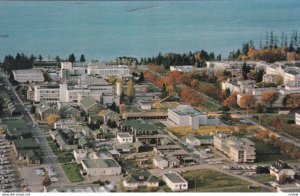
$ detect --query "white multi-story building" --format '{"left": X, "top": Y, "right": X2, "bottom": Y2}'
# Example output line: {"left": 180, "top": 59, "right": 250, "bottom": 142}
{"left": 163, "top": 172, "right": 188, "bottom": 192}
{"left": 214, "top": 133, "right": 256, "bottom": 163}
{"left": 87, "top": 65, "right": 131, "bottom": 78}
{"left": 33, "top": 83, "right": 114, "bottom": 105}
{"left": 12, "top": 69, "right": 44, "bottom": 83}
{"left": 116, "top": 133, "right": 133, "bottom": 144}
{"left": 34, "top": 85, "right": 60, "bottom": 103}
{"left": 168, "top": 105, "right": 219, "bottom": 129}
{"left": 264, "top": 62, "right": 300, "bottom": 87}
{"left": 295, "top": 112, "right": 300, "bottom": 126}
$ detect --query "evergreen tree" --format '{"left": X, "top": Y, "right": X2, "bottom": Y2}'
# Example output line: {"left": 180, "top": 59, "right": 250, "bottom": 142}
{"left": 80, "top": 54, "right": 86, "bottom": 62}
{"left": 160, "top": 84, "right": 168, "bottom": 99}
{"left": 38, "top": 54, "right": 43, "bottom": 62}
{"left": 68, "top": 53, "right": 76, "bottom": 64}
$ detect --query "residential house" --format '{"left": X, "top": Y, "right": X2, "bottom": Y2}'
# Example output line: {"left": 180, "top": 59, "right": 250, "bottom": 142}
{"left": 12, "top": 138, "right": 42, "bottom": 165}
{"left": 79, "top": 96, "right": 103, "bottom": 115}
{"left": 197, "top": 135, "right": 214, "bottom": 145}
{"left": 117, "top": 133, "right": 133, "bottom": 144}
{"left": 98, "top": 109, "right": 119, "bottom": 123}
{"left": 123, "top": 169, "right": 159, "bottom": 190}
{"left": 120, "top": 118, "right": 157, "bottom": 138}
{"left": 153, "top": 155, "right": 168, "bottom": 169}
{"left": 78, "top": 137, "right": 90, "bottom": 149}
{"left": 59, "top": 105, "right": 81, "bottom": 119}
{"left": 270, "top": 160, "right": 296, "bottom": 182}
{"left": 163, "top": 172, "right": 188, "bottom": 192}
{"left": 50, "top": 129, "right": 78, "bottom": 151}
{"left": 36, "top": 103, "right": 57, "bottom": 120}
{"left": 0, "top": 118, "right": 32, "bottom": 139}
{"left": 133, "top": 141, "right": 147, "bottom": 153}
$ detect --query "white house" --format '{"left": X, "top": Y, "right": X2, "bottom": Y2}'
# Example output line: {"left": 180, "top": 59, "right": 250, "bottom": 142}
{"left": 186, "top": 135, "right": 201, "bottom": 146}
{"left": 153, "top": 155, "right": 168, "bottom": 169}
{"left": 163, "top": 172, "right": 188, "bottom": 192}
{"left": 81, "top": 158, "right": 121, "bottom": 177}
{"left": 139, "top": 102, "right": 152, "bottom": 110}
{"left": 270, "top": 160, "right": 296, "bottom": 182}
{"left": 116, "top": 133, "right": 133, "bottom": 144}
{"left": 123, "top": 170, "right": 159, "bottom": 190}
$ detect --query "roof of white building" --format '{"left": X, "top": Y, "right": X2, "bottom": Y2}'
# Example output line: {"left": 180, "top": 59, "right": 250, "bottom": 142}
{"left": 171, "top": 105, "right": 203, "bottom": 116}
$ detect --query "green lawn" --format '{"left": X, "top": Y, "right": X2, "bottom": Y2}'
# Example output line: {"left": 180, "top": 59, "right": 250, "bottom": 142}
{"left": 250, "top": 138, "right": 292, "bottom": 164}
{"left": 250, "top": 174, "right": 275, "bottom": 184}
{"left": 182, "top": 169, "right": 269, "bottom": 192}
{"left": 203, "top": 101, "right": 220, "bottom": 112}
{"left": 62, "top": 163, "right": 83, "bottom": 182}
{"left": 48, "top": 140, "right": 74, "bottom": 163}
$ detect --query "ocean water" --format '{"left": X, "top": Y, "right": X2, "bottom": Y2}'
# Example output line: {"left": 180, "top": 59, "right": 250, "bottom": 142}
{"left": 0, "top": 0, "right": 300, "bottom": 61}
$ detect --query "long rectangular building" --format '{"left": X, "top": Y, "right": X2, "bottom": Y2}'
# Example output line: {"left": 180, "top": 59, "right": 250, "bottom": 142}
{"left": 13, "top": 69, "right": 44, "bottom": 83}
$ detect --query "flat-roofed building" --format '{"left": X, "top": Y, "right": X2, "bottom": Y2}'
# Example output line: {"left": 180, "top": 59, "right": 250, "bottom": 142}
{"left": 116, "top": 132, "right": 133, "bottom": 144}
{"left": 34, "top": 85, "right": 60, "bottom": 104}
{"left": 168, "top": 105, "right": 207, "bottom": 129}
{"left": 153, "top": 155, "right": 168, "bottom": 169}
{"left": 214, "top": 133, "right": 256, "bottom": 163}
{"left": 87, "top": 65, "right": 131, "bottom": 78}
{"left": 81, "top": 158, "right": 121, "bottom": 176}
{"left": 163, "top": 172, "right": 188, "bottom": 192}
{"left": 12, "top": 69, "right": 44, "bottom": 83}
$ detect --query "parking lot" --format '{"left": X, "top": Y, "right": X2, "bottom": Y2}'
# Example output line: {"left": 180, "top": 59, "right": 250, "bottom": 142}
{"left": 0, "top": 135, "right": 19, "bottom": 192}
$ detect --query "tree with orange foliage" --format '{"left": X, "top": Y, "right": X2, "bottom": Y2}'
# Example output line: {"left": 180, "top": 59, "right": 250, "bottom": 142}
{"left": 261, "top": 91, "right": 279, "bottom": 108}
{"left": 47, "top": 114, "right": 60, "bottom": 124}
{"left": 191, "top": 79, "right": 198, "bottom": 88}
{"left": 239, "top": 94, "right": 257, "bottom": 110}
{"left": 223, "top": 93, "right": 237, "bottom": 107}
{"left": 257, "top": 129, "right": 269, "bottom": 141}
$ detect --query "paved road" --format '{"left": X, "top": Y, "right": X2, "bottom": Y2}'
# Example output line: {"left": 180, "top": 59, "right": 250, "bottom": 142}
{"left": 1, "top": 73, "right": 70, "bottom": 186}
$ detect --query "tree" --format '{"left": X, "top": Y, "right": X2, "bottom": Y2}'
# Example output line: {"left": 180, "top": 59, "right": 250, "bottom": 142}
{"left": 138, "top": 71, "right": 144, "bottom": 82}
{"left": 68, "top": 53, "right": 76, "bottom": 64}
{"left": 126, "top": 79, "right": 135, "bottom": 102}
{"left": 38, "top": 54, "right": 43, "bottom": 62}
{"left": 55, "top": 56, "right": 61, "bottom": 62}
{"left": 239, "top": 94, "right": 257, "bottom": 110}
{"left": 242, "top": 62, "right": 251, "bottom": 80}
{"left": 107, "top": 75, "right": 117, "bottom": 84}
{"left": 80, "top": 54, "right": 86, "bottom": 62}
{"left": 160, "top": 84, "right": 168, "bottom": 99}
{"left": 257, "top": 129, "right": 269, "bottom": 141}
{"left": 262, "top": 91, "right": 279, "bottom": 108}
{"left": 191, "top": 79, "right": 198, "bottom": 88}
{"left": 47, "top": 114, "right": 60, "bottom": 124}
{"left": 30, "top": 105, "right": 36, "bottom": 114}
{"left": 223, "top": 93, "right": 237, "bottom": 107}
{"left": 255, "top": 69, "right": 264, "bottom": 83}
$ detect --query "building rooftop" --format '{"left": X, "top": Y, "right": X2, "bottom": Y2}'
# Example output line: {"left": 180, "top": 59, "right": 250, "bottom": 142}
{"left": 82, "top": 158, "right": 120, "bottom": 168}
{"left": 80, "top": 96, "right": 98, "bottom": 109}
{"left": 170, "top": 105, "right": 203, "bottom": 117}
{"left": 13, "top": 69, "right": 43, "bottom": 75}
{"left": 117, "top": 132, "right": 132, "bottom": 138}
{"left": 163, "top": 172, "right": 187, "bottom": 183}
{"left": 13, "top": 138, "right": 39, "bottom": 149}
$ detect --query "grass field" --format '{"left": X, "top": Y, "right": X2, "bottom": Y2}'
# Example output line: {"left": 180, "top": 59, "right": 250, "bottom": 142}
{"left": 183, "top": 169, "right": 270, "bottom": 192}
{"left": 250, "top": 174, "right": 275, "bottom": 184}
{"left": 62, "top": 163, "right": 83, "bottom": 182}
{"left": 250, "top": 137, "right": 292, "bottom": 164}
